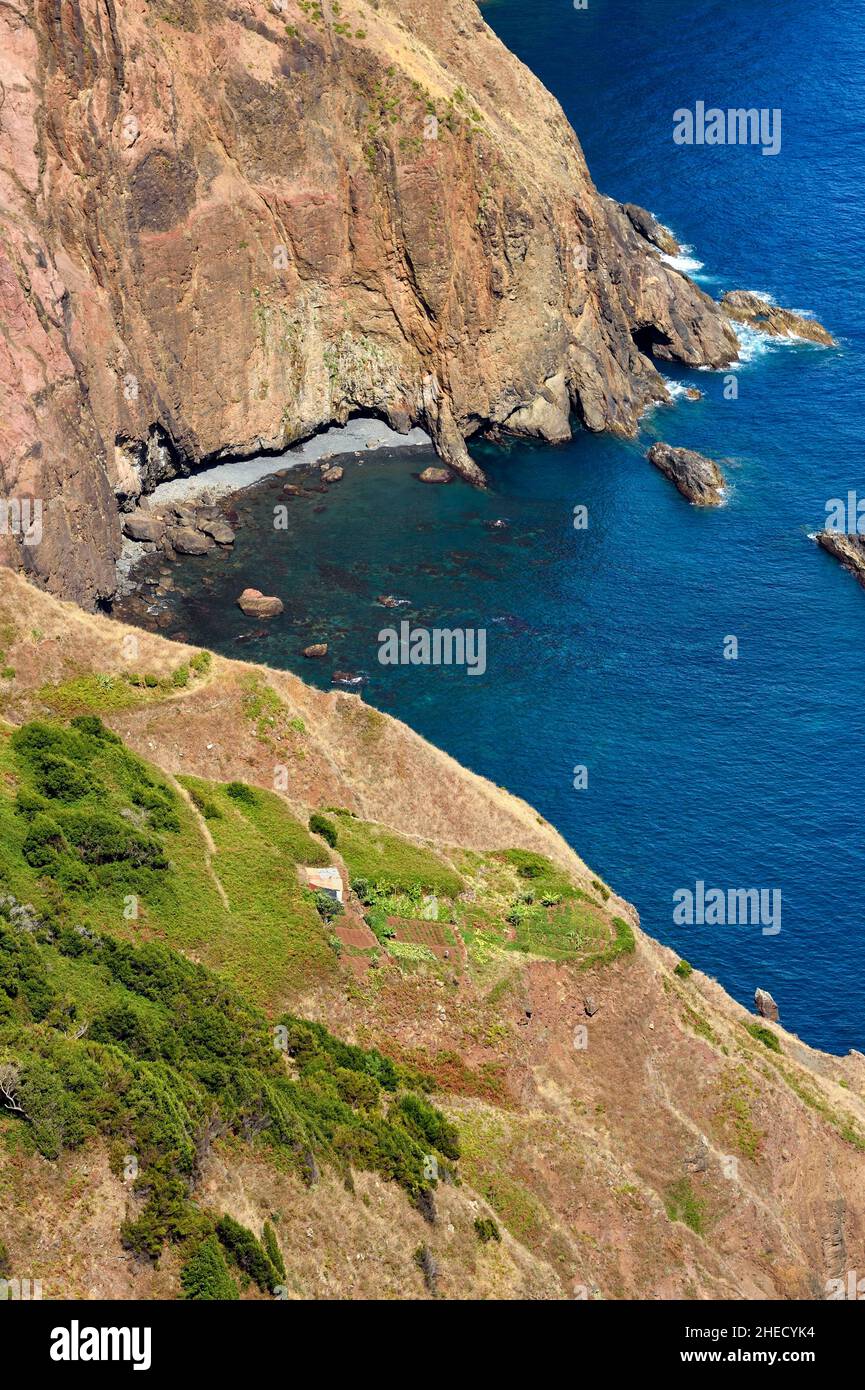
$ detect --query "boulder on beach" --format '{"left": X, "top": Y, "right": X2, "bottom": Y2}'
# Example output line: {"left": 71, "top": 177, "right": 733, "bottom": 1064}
{"left": 322, "top": 465, "right": 344, "bottom": 484}
{"left": 754, "top": 988, "right": 779, "bottom": 1023}
{"left": 122, "top": 511, "right": 164, "bottom": 543}
{"left": 198, "top": 517, "right": 236, "bottom": 546}
{"left": 721, "top": 290, "right": 834, "bottom": 346}
{"left": 303, "top": 643, "right": 328, "bottom": 658}
{"left": 166, "top": 503, "right": 199, "bottom": 529}
{"left": 237, "top": 588, "right": 284, "bottom": 618}
{"left": 647, "top": 442, "right": 725, "bottom": 506}
{"left": 816, "top": 530, "right": 865, "bottom": 587}
{"left": 166, "top": 526, "right": 213, "bottom": 555}
{"left": 620, "top": 202, "right": 681, "bottom": 255}
{"left": 418, "top": 466, "right": 453, "bottom": 484}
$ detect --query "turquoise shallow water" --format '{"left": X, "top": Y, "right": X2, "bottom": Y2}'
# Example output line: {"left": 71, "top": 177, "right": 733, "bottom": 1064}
{"left": 122, "top": 0, "right": 865, "bottom": 1052}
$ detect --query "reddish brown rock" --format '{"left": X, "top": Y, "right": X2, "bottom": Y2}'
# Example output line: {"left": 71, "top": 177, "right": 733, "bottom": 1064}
{"left": 165, "top": 527, "right": 213, "bottom": 556}
{"left": 122, "top": 512, "right": 164, "bottom": 544}
{"left": 198, "top": 517, "right": 236, "bottom": 546}
{"left": 721, "top": 291, "right": 834, "bottom": 346}
{"left": 647, "top": 443, "right": 725, "bottom": 506}
{"left": 816, "top": 531, "right": 865, "bottom": 587}
{"left": 237, "top": 588, "right": 283, "bottom": 618}
{"left": 0, "top": 0, "right": 741, "bottom": 606}
{"left": 303, "top": 643, "right": 328, "bottom": 658}
{"left": 755, "top": 988, "right": 780, "bottom": 1023}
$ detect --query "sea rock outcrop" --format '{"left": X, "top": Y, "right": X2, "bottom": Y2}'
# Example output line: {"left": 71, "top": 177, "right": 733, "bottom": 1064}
{"left": 816, "top": 531, "right": 865, "bottom": 587}
{"left": 755, "top": 988, "right": 780, "bottom": 1023}
{"left": 237, "top": 588, "right": 283, "bottom": 619}
{"left": 647, "top": 443, "right": 725, "bottom": 505}
{"left": 419, "top": 467, "right": 453, "bottom": 485}
{"left": 721, "top": 292, "right": 835, "bottom": 346}
{"left": 0, "top": 0, "right": 740, "bottom": 607}
{"left": 620, "top": 203, "right": 681, "bottom": 255}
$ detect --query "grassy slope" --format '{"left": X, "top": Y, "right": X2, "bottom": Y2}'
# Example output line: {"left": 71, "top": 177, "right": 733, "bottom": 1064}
{"left": 0, "top": 722, "right": 338, "bottom": 1012}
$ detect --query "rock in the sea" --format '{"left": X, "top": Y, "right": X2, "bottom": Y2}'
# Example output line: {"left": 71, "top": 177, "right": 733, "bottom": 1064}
{"left": 166, "top": 526, "right": 213, "bottom": 556}
{"left": 122, "top": 511, "right": 164, "bottom": 544}
{"left": 816, "top": 530, "right": 865, "bottom": 587}
{"left": 282, "top": 482, "right": 304, "bottom": 496}
{"left": 321, "top": 465, "right": 344, "bottom": 483}
{"left": 620, "top": 202, "right": 681, "bottom": 256}
{"left": 418, "top": 466, "right": 453, "bottom": 485}
{"left": 198, "top": 517, "right": 236, "bottom": 546}
{"left": 237, "top": 588, "right": 284, "bottom": 618}
{"left": 685, "top": 387, "right": 702, "bottom": 401}
{"left": 303, "top": 643, "right": 328, "bottom": 658}
{"left": 376, "top": 595, "right": 402, "bottom": 608}
{"left": 647, "top": 442, "right": 725, "bottom": 505}
{"left": 754, "top": 988, "right": 779, "bottom": 1023}
{"left": 721, "top": 291, "right": 834, "bottom": 346}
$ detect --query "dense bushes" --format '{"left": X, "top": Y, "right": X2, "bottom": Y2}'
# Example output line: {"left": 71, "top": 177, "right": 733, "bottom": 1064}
{"left": 0, "top": 909, "right": 458, "bottom": 1263}
{"left": 309, "top": 812, "right": 338, "bottom": 847}
{"left": 226, "top": 782, "right": 257, "bottom": 807}
{"left": 62, "top": 811, "right": 168, "bottom": 870}
{"left": 10, "top": 718, "right": 179, "bottom": 889}
{"left": 180, "top": 1235, "right": 238, "bottom": 1301}
{"left": 216, "top": 1216, "right": 279, "bottom": 1293}
{"left": 398, "top": 1092, "right": 460, "bottom": 1161}
{"left": 474, "top": 1216, "right": 501, "bottom": 1244}
{"left": 313, "top": 889, "right": 342, "bottom": 922}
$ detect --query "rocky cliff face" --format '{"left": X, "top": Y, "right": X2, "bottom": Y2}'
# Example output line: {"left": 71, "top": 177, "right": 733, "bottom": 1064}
{"left": 0, "top": 0, "right": 738, "bottom": 608}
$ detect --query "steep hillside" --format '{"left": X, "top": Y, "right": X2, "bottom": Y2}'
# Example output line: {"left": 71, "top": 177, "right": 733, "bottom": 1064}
{"left": 0, "top": 569, "right": 863, "bottom": 1301}
{"left": 0, "top": 0, "right": 737, "bottom": 606}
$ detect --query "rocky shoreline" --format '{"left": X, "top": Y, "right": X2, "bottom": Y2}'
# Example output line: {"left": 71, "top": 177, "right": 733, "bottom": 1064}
{"left": 816, "top": 530, "right": 865, "bottom": 586}
{"left": 116, "top": 420, "right": 434, "bottom": 593}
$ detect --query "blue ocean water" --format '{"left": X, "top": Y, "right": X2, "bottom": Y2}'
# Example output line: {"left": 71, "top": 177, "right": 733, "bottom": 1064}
{"left": 138, "top": 0, "right": 864, "bottom": 1051}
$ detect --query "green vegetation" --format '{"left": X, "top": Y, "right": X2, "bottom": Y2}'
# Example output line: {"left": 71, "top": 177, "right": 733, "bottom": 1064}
{"left": 309, "top": 812, "right": 338, "bottom": 847}
{"left": 716, "top": 1066, "right": 764, "bottom": 1160}
{"left": 474, "top": 1216, "right": 501, "bottom": 1244}
{"left": 743, "top": 1021, "right": 781, "bottom": 1053}
{"left": 216, "top": 1215, "right": 280, "bottom": 1293}
{"left": 180, "top": 1235, "right": 238, "bottom": 1301}
{"left": 0, "top": 717, "right": 338, "bottom": 1010}
{"left": 330, "top": 811, "right": 463, "bottom": 898}
{"left": 0, "top": 901, "right": 459, "bottom": 1265}
{"left": 36, "top": 653, "right": 211, "bottom": 717}
{"left": 453, "top": 850, "right": 633, "bottom": 969}
{"left": 674, "top": 959, "right": 694, "bottom": 980}
{"left": 664, "top": 1178, "right": 707, "bottom": 1235}
{"left": 262, "top": 1222, "right": 286, "bottom": 1284}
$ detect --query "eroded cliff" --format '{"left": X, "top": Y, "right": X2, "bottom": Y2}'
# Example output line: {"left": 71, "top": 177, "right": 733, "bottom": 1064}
{"left": 0, "top": 0, "right": 738, "bottom": 607}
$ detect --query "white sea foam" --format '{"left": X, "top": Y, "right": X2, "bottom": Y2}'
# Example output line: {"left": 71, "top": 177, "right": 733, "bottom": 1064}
{"left": 727, "top": 321, "right": 777, "bottom": 367}
{"left": 658, "top": 376, "right": 691, "bottom": 400}
{"left": 661, "top": 248, "right": 705, "bottom": 277}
